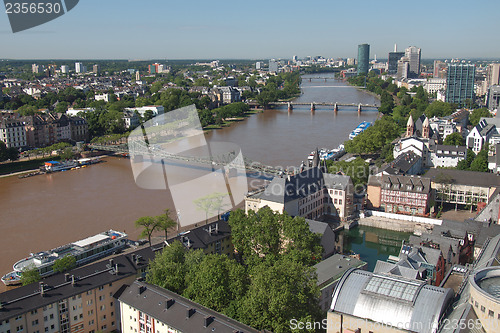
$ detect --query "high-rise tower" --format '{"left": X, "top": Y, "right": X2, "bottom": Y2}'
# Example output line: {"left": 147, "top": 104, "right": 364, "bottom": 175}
{"left": 357, "top": 44, "right": 370, "bottom": 75}
{"left": 405, "top": 46, "right": 421, "bottom": 77}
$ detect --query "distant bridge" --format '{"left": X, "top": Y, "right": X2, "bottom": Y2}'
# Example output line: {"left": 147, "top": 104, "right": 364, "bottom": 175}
{"left": 269, "top": 101, "right": 379, "bottom": 108}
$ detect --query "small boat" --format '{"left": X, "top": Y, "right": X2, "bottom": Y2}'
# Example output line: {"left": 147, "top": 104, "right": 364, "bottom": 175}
{"left": 349, "top": 121, "right": 372, "bottom": 140}
{"left": 45, "top": 160, "right": 78, "bottom": 172}
{"left": 1, "top": 271, "right": 22, "bottom": 286}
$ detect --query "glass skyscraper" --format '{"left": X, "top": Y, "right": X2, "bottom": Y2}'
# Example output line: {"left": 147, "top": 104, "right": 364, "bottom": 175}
{"left": 357, "top": 44, "right": 370, "bottom": 75}
{"left": 446, "top": 64, "right": 476, "bottom": 105}
{"left": 388, "top": 52, "right": 405, "bottom": 75}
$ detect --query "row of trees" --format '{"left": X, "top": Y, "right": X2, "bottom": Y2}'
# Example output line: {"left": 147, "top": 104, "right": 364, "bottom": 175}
{"left": 198, "top": 102, "right": 250, "bottom": 128}
{"left": 146, "top": 207, "right": 323, "bottom": 333}
{"left": 344, "top": 116, "right": 401, "bottom": 155}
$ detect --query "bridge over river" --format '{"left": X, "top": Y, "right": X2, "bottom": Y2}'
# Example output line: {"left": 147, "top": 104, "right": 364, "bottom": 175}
{"left": 88, "top": 143, "right": 294, "bottom": 177}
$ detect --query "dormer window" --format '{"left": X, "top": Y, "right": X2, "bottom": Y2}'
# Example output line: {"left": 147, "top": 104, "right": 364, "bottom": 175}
{"left": 416, "top": 186, "right": 423, "bottom": 192}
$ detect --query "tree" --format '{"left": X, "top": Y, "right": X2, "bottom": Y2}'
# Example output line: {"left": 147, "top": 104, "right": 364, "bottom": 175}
{"left": 59, "top": 147, "right": 75, "bottom": 160}
{"left": 469, "top": 108, "right": 492, "bottom": 126}
{"left": 193, "top": 192, "right": 228, "bottom": 223}
{"left": 0, "top": 140, "right": 19, "bottom": 162}
{"left": 17, "top": 104, "right": 38, "bottom": 116}
{"left": 425, "top": 100, "right": 453, "bottom": 118}
{"left": 52, "top": 255, "right": 77, "bottom": 273}
{"left": 470, "top": 147, "right": 489, "bottom": 172}
{"left": 228, "top": 208, "right": 322, "bottom": 266}
{"left": 238, "top": 259, "right": 321, "bottom": 333}
{"left": 21, "top": 266, "right": 41, "bottom": 286}
{"left": 135, "top": 216, "right": 159, "bottom": 246}
{"left": 443, "top": 132, "right": 465, "bottom": 146}
{"left": 457, "top": 149, "right": 475, "bottom": 170}
{"left": 156, "top": 209, "right": 177, "bottom": 239}
{"left": 146, "top": 241, "right": 187, "bottom": 294}
{"left": 183, "top": 254, "right": 248, "bottom": 313}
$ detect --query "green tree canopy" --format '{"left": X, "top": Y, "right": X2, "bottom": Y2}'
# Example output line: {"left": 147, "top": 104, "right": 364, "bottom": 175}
{"left": 469, "top": 108, "right": 492, "bottom": 126}
{"left": 21, "top": 266, "right": 41, "bottom": 286}
{"left": 424, "top": 100, "right": 453, "bottom": 118}
{"left": 237, "top": 259, "right": 321, "bottom": 333}
{"left": 156, "top": 208, "right": 177, "bottom": 239}
{"left": 52, "top": 255, "right": 77, "bottom": 273}
{"left": 228, "top": 208, "right": 322, "bottom": 266}
{"left": 443, "top": 132, "right": 465, "bottom": 146}
{"left": 344, "top": 117, "right": 401, "bottom": 155}
{"left": 135, "top": 216, "right": 159, "bottom": 246}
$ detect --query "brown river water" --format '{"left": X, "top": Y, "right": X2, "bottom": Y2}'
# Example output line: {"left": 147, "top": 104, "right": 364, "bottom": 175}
{"left": 0, "top": 75, "right": 379, "bottom": 289}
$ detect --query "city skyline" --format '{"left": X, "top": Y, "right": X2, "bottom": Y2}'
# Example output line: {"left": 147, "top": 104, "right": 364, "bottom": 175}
{"left": 1, "top": 0, "right": 499, "bottom": 60}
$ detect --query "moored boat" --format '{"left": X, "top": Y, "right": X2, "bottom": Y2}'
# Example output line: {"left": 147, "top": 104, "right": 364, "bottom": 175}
{"left": 1, "top": 230, "right": 128, "bottom": 286}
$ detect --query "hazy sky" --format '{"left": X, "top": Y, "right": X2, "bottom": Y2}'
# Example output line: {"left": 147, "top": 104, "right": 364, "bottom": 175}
{"left": 1, "top": 0, "right": 499, "bottom": 60}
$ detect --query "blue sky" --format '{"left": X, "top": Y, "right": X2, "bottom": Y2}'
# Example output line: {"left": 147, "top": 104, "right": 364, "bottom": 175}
{"left": 1, "top": 0, "right": 499, "bottom": 60}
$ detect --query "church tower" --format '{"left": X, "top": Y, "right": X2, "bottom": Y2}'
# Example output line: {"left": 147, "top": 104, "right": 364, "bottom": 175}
{"left": 422, "top": 116, "right": 430, "bottom": 139}
{"left": 406, "top": 115, "right": 414, "bottom": 137}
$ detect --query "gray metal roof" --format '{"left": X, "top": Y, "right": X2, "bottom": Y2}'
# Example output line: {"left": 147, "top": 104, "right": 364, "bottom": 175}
{"left": 314, "top": 254, "right": 366, "bottom": 288}
{"left": 331, "top": 269, "right": 454, "bottom": 333}
{"left": 424, "top": 168, "right": 500, "bottom": 188}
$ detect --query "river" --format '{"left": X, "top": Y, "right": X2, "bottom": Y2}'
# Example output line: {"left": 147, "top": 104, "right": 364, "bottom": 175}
{"left": 0, "top": 74, "right": 408, "bottom": 288}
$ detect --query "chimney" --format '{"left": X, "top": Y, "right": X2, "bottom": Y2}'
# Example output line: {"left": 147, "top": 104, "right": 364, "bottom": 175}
{"left": 39, "top": 282, "right": 45, "bottom": 297}
{"left": 165, "top": 298, "right": 175, "bottom": 310}
{"left": 65, "top": 273, "right": 70, "bottom": 282}
{"left": 71, "top": 275, "right": 76, "bottom": 286}
{"left": 204, "top": 316, "right": 214, "bottom": 328}
{"left": 139, "top": 286, "right": 147, "bottom": 295}
{"left": 186, "top": 308, "right": 196, "bottom": 318}
{"left": 131, "top": 254, "right": 136, "bottom": 262}
{"left": 109, "top": 258, "right": 114, "bottom": 267}
{"left": 115, "top": 264, "right": 119, "bottom": 274}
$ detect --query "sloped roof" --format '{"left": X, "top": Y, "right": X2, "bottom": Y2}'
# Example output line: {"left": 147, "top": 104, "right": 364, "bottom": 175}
{"left": 382, "top": 174, "right": 431, "bottom": 194}
{"left": 331, "top": 269, "right": 454, "bottom": 333}
{"left": 118, "top": 281, "right": 258, "bottom": 333}
{"left": 258, "top": 168, "right": 351, "bottom": 204}
{"left": 424, "top": 168, "right": 500, "bottom": 188}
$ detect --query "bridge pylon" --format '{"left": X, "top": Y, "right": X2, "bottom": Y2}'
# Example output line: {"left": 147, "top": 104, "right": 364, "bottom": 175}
{"left": 358, "top": 103, "right": 362, "bottom": 114}
{"left": 288, "top": 102, "right": 293, "bottom": 112}
{"left": 311, "top": 102, "right": 316, "bottom": 113}
{"left": 334, "top": 103, "right": 338, "bottom": 113}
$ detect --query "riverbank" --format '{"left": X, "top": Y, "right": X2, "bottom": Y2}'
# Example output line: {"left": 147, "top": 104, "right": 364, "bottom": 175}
{"left": 344, "top": 80, "right": 382, "bottom": 102}
{"left": 0, "top": 157, "right": 58, "bottom": 177}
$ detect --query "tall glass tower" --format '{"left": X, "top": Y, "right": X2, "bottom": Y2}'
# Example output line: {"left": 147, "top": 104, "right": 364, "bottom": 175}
{"left": 357, "top": 44, "right": 370, "bottom": 75}
{"left": 446, "top": 64, "right": 476, "bottom": 105}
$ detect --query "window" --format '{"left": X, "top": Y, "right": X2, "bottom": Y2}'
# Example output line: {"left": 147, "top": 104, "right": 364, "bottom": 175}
{"left": 50, "top": 325, "right": 54, "bottom": 330}
{"left": 481, "top": 305, "right": 486, "bottom": 313}
{"left": 489, "top": 310, "right": 494, "bottom": 317}
{"left": 44, "top": 328, "right": 48, "bottom": 333}
{"left": 32, "top": 320, "right": 39, "bottom": 326}
{"left": 49, "top": 314, "right": 53, "bottom": 320}
{"left": 98, "top": 286, "right": 104, "bottom": 291}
